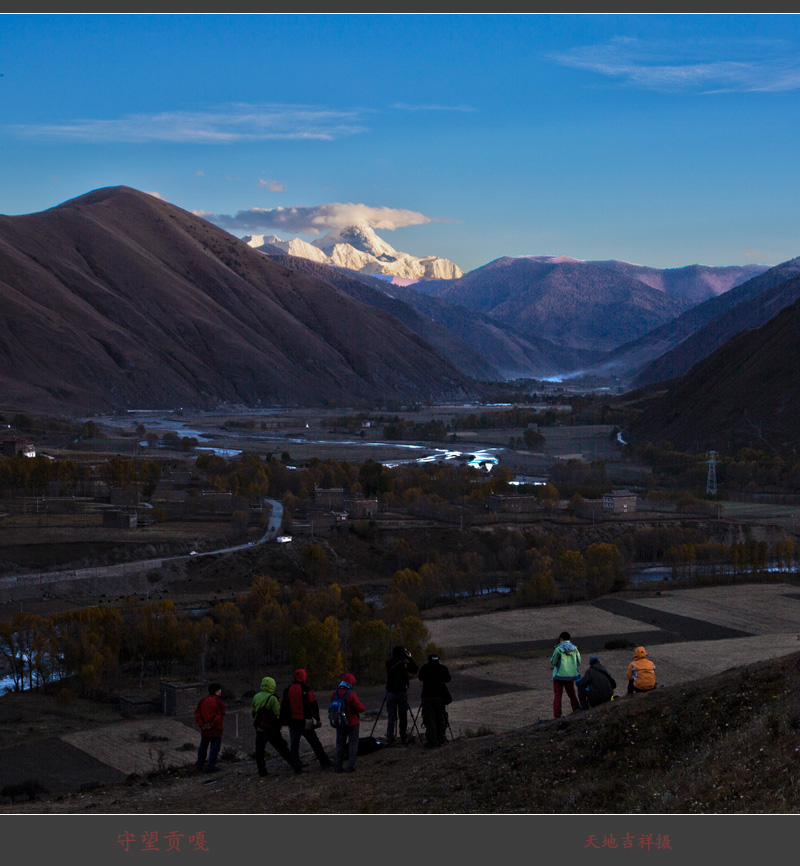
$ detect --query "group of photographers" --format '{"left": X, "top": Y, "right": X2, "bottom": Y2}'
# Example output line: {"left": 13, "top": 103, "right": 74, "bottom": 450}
{"left": 236, "top": 645, "right": 447, "bottom": 776}
{"left": 195, "top": 634, "right": 653, "bottom": 775}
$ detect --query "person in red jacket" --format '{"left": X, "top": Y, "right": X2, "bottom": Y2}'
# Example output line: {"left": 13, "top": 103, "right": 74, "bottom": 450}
{"left": 195, "top": 682, "right": 225, "bottom": 772}
{"left": 332, "top": 672, "right": 366, "bottom": 773}
{"left": 280, "top": 669, "right": 333, "bottom": 773}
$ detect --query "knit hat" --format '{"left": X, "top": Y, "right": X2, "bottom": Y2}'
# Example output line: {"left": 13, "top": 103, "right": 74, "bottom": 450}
{"left": 589, "top": 657, "right": 599, "bottom": 665}
{"left": 559, "top": 631, "right": 571, "bottom": 641}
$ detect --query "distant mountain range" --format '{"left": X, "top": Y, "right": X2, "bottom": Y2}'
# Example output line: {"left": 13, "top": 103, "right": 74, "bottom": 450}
{"left": 0, "top": 187, "right": 476, "bottom": 412}
{"left": 411, "top": 255, "right": 768, "bottom": 353}
{"left": 4, "top": 184, "right": 799, "bottom": 452}
{"left": 261, "top": 254, "right": 600, "bottom": 381}
{"left": 591, "top": 256, "right": 800, "bottom": 383}
{"left": 245, "top": 222, "right": 463, "bottom": 281}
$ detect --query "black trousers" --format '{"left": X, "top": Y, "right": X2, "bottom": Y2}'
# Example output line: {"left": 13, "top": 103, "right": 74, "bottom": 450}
{"left": 421, "top": 696, "right": 448, "bottom": 746}
{"left": 254, "top": 728, "right": 294, "bottom": 775}
{"left": 288, "top": 722, "right": 332, "bottom": 769}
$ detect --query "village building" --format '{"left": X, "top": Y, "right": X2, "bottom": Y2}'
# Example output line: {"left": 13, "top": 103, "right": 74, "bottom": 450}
{"left": 1, "top": 439, "right": 36, "bottom": 458}
{"left": 602, "top": 489, "right": 637, "bottom": 514}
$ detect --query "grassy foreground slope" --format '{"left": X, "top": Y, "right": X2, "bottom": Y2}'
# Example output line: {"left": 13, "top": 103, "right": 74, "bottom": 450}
{"left": 5, "top": 649, "right": 800, "bottom": 814}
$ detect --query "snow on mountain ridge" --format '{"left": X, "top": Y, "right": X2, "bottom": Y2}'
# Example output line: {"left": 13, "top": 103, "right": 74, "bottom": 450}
{"left": 246, "top": 223, "right": 463, "bottom": 280}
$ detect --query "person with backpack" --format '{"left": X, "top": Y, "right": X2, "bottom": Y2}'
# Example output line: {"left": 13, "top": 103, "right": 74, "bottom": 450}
{"left": 384, "top": 645, "right": 418, "bottom": 746}
{"left": 551, "top": 631, "right": 582, "bottom": 718}
{"left": 251, "top": 676, "right": 294, "bottom": 777}
{"left": 626, "top": 646, "right": 656, "bottom": 694}
{"left": 330, "top": 672, "right": 366, "bottom": 773}
{"left": 280, "top": 668, "right": 333, "bottom": 773}
{"left": 417, "top": 653, "right": 451, "bottom": 748}
{"left": 576, "top": 656, "right": 617, "bottom": 710}
{"left": 195, "top": 682, "right": 225, "bottom": 773}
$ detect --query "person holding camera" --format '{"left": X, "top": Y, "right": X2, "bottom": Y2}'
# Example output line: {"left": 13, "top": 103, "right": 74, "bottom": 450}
{"left": 385, "top": 645, "right": 418, "bottom": 746}
{"left": 279, "top": 668, "right": 333, "bottom": 773}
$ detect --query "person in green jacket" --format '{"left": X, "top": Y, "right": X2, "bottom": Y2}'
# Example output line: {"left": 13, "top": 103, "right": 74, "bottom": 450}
{"left": 251, "top": 676, "right": 294, "bottom": 777}
{"left": 550, "top": 631, "right": 582, "bottom": 718}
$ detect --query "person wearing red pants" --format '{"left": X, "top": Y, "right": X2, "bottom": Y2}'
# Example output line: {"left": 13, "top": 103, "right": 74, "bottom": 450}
{"left": 550, "top": 631, "right": 582, "bottom": 718}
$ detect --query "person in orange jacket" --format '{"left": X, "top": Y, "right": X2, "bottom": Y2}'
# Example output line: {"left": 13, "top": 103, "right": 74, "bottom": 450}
{"left": 626, "top": 646, "right": 656, "bottom": 694}
{"left": 331, "top": 672, "right": 366, "bottom": 773}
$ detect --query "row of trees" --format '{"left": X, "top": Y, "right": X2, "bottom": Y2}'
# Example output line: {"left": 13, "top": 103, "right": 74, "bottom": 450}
{"left": 627, "top": 442, "right": 800, "bottom": 495}
{"left": 0, "top": 577, "right": 438, "bottom": 697}
{"left": 665, "top": 538, "right": 798, "bottom": 579}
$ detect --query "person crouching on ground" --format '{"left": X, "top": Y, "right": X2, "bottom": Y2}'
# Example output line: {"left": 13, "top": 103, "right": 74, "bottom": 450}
{"left": 577, "top": 656, "right": 617, "bottom": 709}
{"left": 551, "top": 631, "right": 582, "bottom": 718}
{"left": 280, "top": 668, "right": 333, "bottom": 772}
{"left": 195, "top": 682, "right": 225, "bottom": 772}
{"left": 332, "top": 672, "right": 366, "bottom": 773}
{"left": 626, "top": 646, "right": 656, "bottom": 694}
{"left": 251, "top": 676, "right": 294, "bottom": 777}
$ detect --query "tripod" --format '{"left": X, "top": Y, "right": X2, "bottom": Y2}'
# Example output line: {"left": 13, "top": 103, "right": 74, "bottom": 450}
{"left": 370, "top": 692, "right": 423, "bottom": 744}
{"left": 414, "top": 698, "right": 453, "bottom": 746}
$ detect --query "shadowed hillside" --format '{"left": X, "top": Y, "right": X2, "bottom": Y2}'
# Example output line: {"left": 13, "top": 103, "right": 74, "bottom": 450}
{"left": 0, "top": 187, "right": 476, "bottom": 412}
{"left": 263, "top": 254, "right": 599, "bottom": 380}
{"left": 596, "top": 255, "right": 800, "bottom": 383}
{"left": 628, "top": 296, "right": 800, "bottom": 454}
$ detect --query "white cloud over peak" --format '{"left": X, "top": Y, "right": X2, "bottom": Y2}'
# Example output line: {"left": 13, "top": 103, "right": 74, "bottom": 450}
{"left": 7, "top": 103, "right": 367, "bottom": 143}
{"left": 552, "top": 36, "right": 800, "bottom": 93}
{"left": 206, "top": 202, "right": 448, "bottom": 234}
{"left": 144, "top": 190, "right": 166, "bottom": 201}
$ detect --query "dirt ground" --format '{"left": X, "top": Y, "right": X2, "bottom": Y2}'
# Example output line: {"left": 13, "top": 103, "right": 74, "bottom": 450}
{"left": 3, "top": 580, "right": 800, "bottom": 805}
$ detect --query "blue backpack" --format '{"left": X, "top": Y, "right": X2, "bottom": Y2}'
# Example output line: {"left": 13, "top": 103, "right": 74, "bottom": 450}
{"left": 328, "top": 683, "right": 352, "bottom": 728}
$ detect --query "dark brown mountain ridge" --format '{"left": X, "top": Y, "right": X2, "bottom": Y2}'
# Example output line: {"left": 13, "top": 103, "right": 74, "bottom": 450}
{"left": 595, "top": 255, "right": 800, "bottom": 385}
{"left": 0, "top": 187, "right": 477, "bottom": 413}
{"left": 262, "top": 254, "right": 600, "bottom": 380}
{"left": 628, "top": 293, "right": 800, "bottom": 454}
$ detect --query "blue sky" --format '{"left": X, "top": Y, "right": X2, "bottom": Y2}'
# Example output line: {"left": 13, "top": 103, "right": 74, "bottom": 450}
{"left": 3, "top": 13, "right": 800, "bottom": 272}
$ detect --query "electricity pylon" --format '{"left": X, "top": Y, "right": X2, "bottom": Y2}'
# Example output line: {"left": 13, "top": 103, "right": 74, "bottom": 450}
{"left": 706, "top": 450, "right": 718, "bottom": 496}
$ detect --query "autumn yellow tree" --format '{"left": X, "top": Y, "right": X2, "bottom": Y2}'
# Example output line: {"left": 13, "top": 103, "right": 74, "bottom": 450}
{"left": 348, "top": 618, "right": 390, "bottom": 684}
{"left": 289, "top": 616, "right": 343, "bottom": 689}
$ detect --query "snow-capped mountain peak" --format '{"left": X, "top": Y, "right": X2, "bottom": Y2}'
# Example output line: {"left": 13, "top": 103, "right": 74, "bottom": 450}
{"left": 312, "top": 221, "right": 399, "bottom": 260}
{"left": 246, "top": 223, "right": 463, "bottom": 281}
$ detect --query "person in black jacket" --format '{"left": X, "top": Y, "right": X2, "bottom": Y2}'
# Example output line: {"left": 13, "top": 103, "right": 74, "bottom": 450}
{"left": 417, "top": 654, "right": 451, "bottom": 748}
{"left": 576, "top": 656, "right": 617, "bottom": 710}
{"left": 384, "top": 645, "right": 418, "bottom": 746}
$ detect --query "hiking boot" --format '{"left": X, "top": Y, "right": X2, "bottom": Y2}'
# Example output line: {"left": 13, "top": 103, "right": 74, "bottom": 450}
{"left": 344, "top": 766, "right": 355, "bottom": 773}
